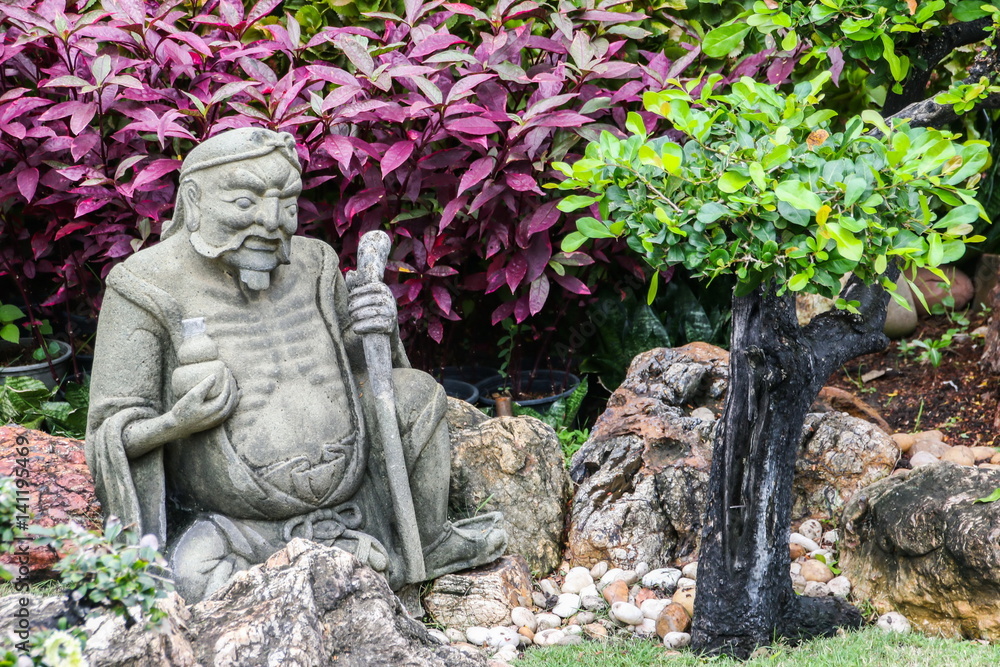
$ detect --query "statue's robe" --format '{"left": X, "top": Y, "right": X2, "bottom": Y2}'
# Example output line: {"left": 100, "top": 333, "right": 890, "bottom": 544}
{"left": 86, "top": 234, "right": 445, "bottom": 597}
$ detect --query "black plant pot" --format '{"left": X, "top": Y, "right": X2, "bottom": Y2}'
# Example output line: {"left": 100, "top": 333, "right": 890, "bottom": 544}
{"left": 0, "top": 339, "right": 73, "bottom": 390}
{"left": 476, "top": 370, "right": 580, "bottom": 413}
{"left": 440, "top": 379, "right": 480, "bottom": 404}
{"left": 432, "top": 365, "right": 501, "bottom": 386}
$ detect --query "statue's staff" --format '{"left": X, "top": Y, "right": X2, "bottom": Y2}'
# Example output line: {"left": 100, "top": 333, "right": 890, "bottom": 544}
{"left": 348, "top": 230, "right": 426, "bottom": 583}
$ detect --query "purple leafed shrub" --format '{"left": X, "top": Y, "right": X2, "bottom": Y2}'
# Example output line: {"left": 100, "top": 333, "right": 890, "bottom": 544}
{"left": 0, "top": 0, "right": 655, "bottom": 348}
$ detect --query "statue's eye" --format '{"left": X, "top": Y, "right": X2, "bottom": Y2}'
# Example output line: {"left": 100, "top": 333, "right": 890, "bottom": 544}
{"left": 286, "top": 204, "right": 297, "bottom": 216}
{"left": 234, "top": 197, "right": 254, "bottom": 210}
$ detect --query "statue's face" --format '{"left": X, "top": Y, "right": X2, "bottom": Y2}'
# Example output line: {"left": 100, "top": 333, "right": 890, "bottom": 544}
{"left": 186, "top": 152, "right": 302, "bottom": 274}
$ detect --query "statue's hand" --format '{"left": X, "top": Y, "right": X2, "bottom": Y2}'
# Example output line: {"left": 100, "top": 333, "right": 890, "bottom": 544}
{"left": 169, "top": 366, "right": 239, "bottom": 436}
{"left": 348, "top": 281, "right": 397, "bottom": 336}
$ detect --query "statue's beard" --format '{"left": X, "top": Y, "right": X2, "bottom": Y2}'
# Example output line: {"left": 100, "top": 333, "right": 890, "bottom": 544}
{"left": 190, "top": 228, "right": 291, "bottom": 291}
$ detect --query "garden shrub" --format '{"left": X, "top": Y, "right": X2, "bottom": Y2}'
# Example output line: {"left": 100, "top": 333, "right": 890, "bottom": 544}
{"left": 0, "top": 0, "right": 659, "bottom": 351}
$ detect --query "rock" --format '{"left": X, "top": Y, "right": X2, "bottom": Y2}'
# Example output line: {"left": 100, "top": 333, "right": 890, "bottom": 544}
{"left": 557, "top": 634, "right": 583, "bottom": 647}
{"left": 841, "top": 463, "right": 1000, "bottom": 641}
{"left": 561, "top": 567, "right": 594, "bottom": 595}
{"left": 789, "top": 542, "right": 807, "bottom": 560}
{"left": 531, "top": 591, "right": 547, "bottom": 608}
{"left": 0, "top": 426, "right": 103, "bottom": 578}
{"left": 635, "top": 561, "right": 650, "bottom": 577}
{"left": 796, "top": 292, "right": 836, "bottom": 326}
{"left": 640, "top": 598, "right": 671, "bottom": 619}
{"left": 789, "top": 532, "right": 821, "bottom": 553}
{"left": 533, "top": 628, "right": 565, "bottom": 646}
{"left": 602, "top": 580, "right": 629, "bottom": 606}
{"left": 493, "top": 646, "right": 518, "bottom": 664}
{"left": 689, "top": 407, "right": 715, "bottom": 422}
{"left": 610, "top": 601, "right": 644, "bottom": 626}
{"left": 563, "top": 624, "right": 584, "bottom": 636}
{"left": 911, "top": 439, "right": 948, "bottom": 458}
{"left": 981, "top": 463, "right": 1000, "bottom": 470}
{"left": 581, "top": 593, "right": 604, "bottom": 611}
{"left": 940, "top": 445, "right": 975, "bottom": 466}
{"left": 798, "top": 519, "right": 823, "bottom": 543}
{"left": 681, "top": 561, "right": 698, "bottom": 580}
{"left": 535, "top": 613, "right": 561, "bottom": 631}
{"left": 517, "top": 626, "right": 534, "bottom": 644}
{"left": 663, "top": 631, "right": 692, "bottom": 649}
{"left": 891, "top": 433, "right": 915, "bottom": 453}
{"left": 789, "top": 562, "right": 802, "bottom": 576}
{"left": 634, "top": 617, "right": 658, "bottom": 638}
{"left": 909, "top": 451, "right": 939, "bottom": 468}
{"left": 582, "top": 622, "right": 608, "bottom": 640}
{"left": 569, "top": 611, "right": 595, "bottom": 625}
{"left": 640, "top": 568, "right": 681, "bottom": 593}
{"left": 487, "top": 627, "right": 519, "bottom": 650}
{"left": 803, "top": 581, "right": 831, "bottom": 597}
{"left": 597, "top": 568, "right": 625, "bottom": 589}
{"left": 566, "top": 345, "right": 896, "bottom": 571}
{"left": 448, "top": 405, "right": 572, "bottom": 576}
{"left": 676, "top": 577, "right": 695, "bottom": 589}
{"left": 425, "top": 555, "right": 534, "bottom": 631}
{"left": 811, "top": 386, "right": 891, "bottom": 434}
{"left": 428, "top": 628, "right": 450, "bottom": 645}
{"left": 971, "top": 446, "right": 996, "bottom": 462}
{"left": 621, "top": 569, "right": 640, "bottom": 586}
{"left": 551, "top": 594, "right": 581, "bottom": 618}
{"left": 510, "top": 607, "right": 536, "bottom": 631}
{"left": 993, "top": 451, "right": 1000, "bottom": 465}
{"left": 654, "top": 602, "right": 691, "bottom": 637}
{"left": 876, "top": 612, "right": 912, "bottom": 635}
{"left": 4, "top": 541, "right": 486, "bottom": 667}
{"left": 822, "top": 529, "right": 839, "bottom": 545}
{"left": 828, "top": 576, "right": 852, "bottom": 598}
{"left": 791, "top": 573, "right": 807, "bottom": 594}
{"left": 589, "top": 561, "right": 608, "bottom": 579}
{"left": 912, "top": 266, "right": 974, "bottom": 317}
{"left": 915, "top": 429, "right": 946, "bottom": 443}
{"left": 446, "top": 628, "right": 467, "bottom": 643}
{"left": 671, "top": 587, "right": 695, "bottom": 618}
{"left": 884, "top": 278, "right": 918, "bottom": 338}
{"left": 801, "top": 559, "right": 835, "bottom": 583}
{"left": 466, "top": 627, "right": 490, "bottom": 646}
{"left": 538, "top": 578, "right": 558, "bottom": 596}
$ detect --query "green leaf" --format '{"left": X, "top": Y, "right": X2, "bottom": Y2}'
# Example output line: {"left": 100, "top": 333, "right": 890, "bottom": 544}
{"left": 775, "top": 180, "right": 822, "bottom": 212}
{"left": 762, "top": 145, "right": 791, "bottom": 170}
{"left": 788, "top": 272, "right": 810, "bottom": 291}
{"left": 697, "top": 202, "right": 729, "bottom": 224}
{"left": 0, "top": 305, "right": 25, "bottom": 323}
{"left": 719, "top": 171, "right": 751, "bottom": 193}
{"left": 577, "top": 217, "right": 618, "bottom": 239}
{"left": 625, "top": 112, "right": 646, "bottom": 137}
{"left": 0, "top": 323, "right": 19, "bottom": 344}
{"left": 843, "top": 176, "right": 868, "bottom": 207}
{"left": 826, "top": 222, "right": 864, "bottom": 261}
{"left": 557, "top": 195, "right": 600, "bottom": 212}
{"left": 647, "top": 272, "right": 658, "bottom": 304}
{"left": 927, "top": 233, "right": 944, "bottom": 266}
{"left": 749, "top": 162, "right": 766, "bottom": 190}
{"left": 561, "top": 232, "right": 588, "bottom": 252}
{"left": 975, "top": 487, "right": 1000, "bottom": 503}
{"left": 702, "top": 23, "right": 753, "bottom": 58}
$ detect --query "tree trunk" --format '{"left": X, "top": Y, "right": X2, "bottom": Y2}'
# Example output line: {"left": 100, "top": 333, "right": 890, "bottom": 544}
{"left": 691, "top": 274, "right": 895, "bottom": 659}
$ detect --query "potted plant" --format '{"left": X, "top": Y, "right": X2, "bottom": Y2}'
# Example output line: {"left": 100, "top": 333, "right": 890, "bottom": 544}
{"left": 0, "top": 301, "right": 72, "bottom": 389}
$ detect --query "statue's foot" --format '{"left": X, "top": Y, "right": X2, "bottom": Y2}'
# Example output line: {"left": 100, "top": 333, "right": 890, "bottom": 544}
{"left": 422, "top": 512, "right": 508, "bottom": 580}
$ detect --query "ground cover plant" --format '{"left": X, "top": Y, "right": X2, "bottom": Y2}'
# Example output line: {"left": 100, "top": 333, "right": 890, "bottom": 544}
{"left": 553, "top": 73, "right": 990, "bottom": 657}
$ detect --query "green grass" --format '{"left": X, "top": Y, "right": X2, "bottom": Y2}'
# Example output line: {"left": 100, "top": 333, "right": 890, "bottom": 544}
{"left": 0, "top": 579, "right": 63, "bottom": 597}
{"left": 518, "top": 627, "right": 1000, "bottom": 667}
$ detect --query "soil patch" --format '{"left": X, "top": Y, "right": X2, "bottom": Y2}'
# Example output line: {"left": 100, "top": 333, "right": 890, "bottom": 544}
{"left": 827, "top": 309, "right": 997, "bottom": 447}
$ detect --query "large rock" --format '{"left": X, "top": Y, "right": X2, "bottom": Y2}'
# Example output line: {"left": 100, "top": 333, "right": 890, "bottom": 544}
{"left": 912, "top": 265, "right": 974, "bottom": 316}
{"left": 1, "top": 539, "right": 484, "bottom": 667}
{"left": 840, "top": 462, "right": 1000, "bottom": 641}
{"left": 0, "top": 426, "right": 102, "bottom": 578}
{"left": 565, "top": 344, "right": 897, "bottom": 569}
{"left": 446, "top": 399, "right": 571, "bottom": 576}
{"left": 423, "top": 555, "right": 533, "bottom": 631}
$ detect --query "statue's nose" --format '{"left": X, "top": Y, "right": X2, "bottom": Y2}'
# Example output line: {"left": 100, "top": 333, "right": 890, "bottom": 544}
{"left": 257, "top": 198, "right": 281, "bottom": 232}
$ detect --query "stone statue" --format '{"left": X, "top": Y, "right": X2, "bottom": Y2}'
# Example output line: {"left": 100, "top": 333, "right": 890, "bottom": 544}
{"left": 86, "top": 127, "right": 507, "bottom": 603}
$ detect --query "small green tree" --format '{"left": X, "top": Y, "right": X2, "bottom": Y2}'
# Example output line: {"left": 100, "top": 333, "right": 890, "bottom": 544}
{"left": 550, "top": 74, "right": 989, "bottom": 657}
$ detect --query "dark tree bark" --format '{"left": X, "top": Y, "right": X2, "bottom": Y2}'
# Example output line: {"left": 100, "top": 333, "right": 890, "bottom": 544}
{"left": 691, "top": 271, "right": 897, "bottom": 659}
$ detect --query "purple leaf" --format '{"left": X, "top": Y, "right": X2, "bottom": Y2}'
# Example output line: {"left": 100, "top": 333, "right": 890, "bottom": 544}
{"left": 446, "top": 73, "right": 497, "bottom": 103}
{"left": 457, "top": 156, "right": 494, "bottom": 195}
{"left": 381, "top": 140, "right": 415, "bottom": 178}
{"left": 528, "top": 274, "right": 549, "bottom": 315}
{"left": 431, "top": 284, "right": 452, "bottom": 315}
{"left": 551, "top": 273, "right": 591, "bottom": 295}
{"left": 132, "top": 159, "right": 180, "bottom": 191}
{"left": 439, "top": 196, "right": 467, "bottom": 231}
{"left": 17, "top": 167, "right": 38, "bottom": 203}
{"left": 828, "top": 46, "right": 845, "bottom": 85}
{"left": 446, "top": 116, "right": 501, "bottom": 136}
{"left": 70, "top": 102, "right": 97, "bottom": 135}
{"left": 506, "top": 253, "right": 527, "bottom": 292}
{"left": 412, "top": 33, "right": 467, "bottom": 59}
{"left": 506, "top": 172, "right": 541, "bottom": 193}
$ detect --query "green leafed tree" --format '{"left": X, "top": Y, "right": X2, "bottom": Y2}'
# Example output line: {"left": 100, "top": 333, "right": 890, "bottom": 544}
{"left": 550, "top": 72, "right": 989, "bottom": 657}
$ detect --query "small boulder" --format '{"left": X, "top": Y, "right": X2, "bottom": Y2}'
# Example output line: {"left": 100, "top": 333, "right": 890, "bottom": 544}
{"left": 911, "top": 266, "right": 974, "bottom": 317}
{"left": 424, "top": 555, "right": 534, "bottom": 631}
{"left": 801, "top": 559, "right": 835, "bottom": 583}
{"left": 940, "top": 445, "right": 975, "bottom": 467}
{"left": 654, "top": 602, "right": 691, "bottom": 636}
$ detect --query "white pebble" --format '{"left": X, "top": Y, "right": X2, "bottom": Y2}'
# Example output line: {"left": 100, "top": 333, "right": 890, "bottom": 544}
{"left": 444, "top": 628, "right": 465, "bottom": 643}
{"left": 641, "top": 568, "right": 682, "bottom": 592}
{"left": 791, "top": 573, "right": 807, "bottom": 594}
{"left": 581, "top": 594, "right": 605, "bottom": 610}
{"left": 552, "top": 593, "right": 581, "bottom": 618}
{"left": 610, "top": 601, "right": 644, "bottom": 626}
{"left": 681, "top": 561, "right": 698, "bottom": 580}
{"left": 640, "top": 598, "right": 671, "bottom": 619}
{"left": 630, "top": 583, "right": 642, "bottom": 600}
{"left": 690, "top": 407, "right": 715, "bottom": 422}
{"left": 494, "top": 645, "right": 518, "bottom": 663}
{"left": 876, "top": 612, "right": 911, "bottom": 634}
{"left": 808, "top": 548, "right": 833, "bottom": 561}
{"left": 487, "top": 626, "right": 519, "bottom": 649}
{"left": 798, "top": 519, "right": 823, "bottom": 543}
{"left": 635, "top": 561, "right": 650, "bottom": 577}
{"left": 789, "top": 532, "right": 821, "bottom": 553}
{"left": 803, "top": 581, "right": 831, "bottom": 597}
{"left": 564, "top": 624, "right": 584, "bottom": 636}
{"left": 676, "top": 577, "right": 696, "bottom": 589}
{"left": 828, "top": 576, "right": 852, "bottom": 598}
{"left": 561, "top": 567, "right": 595, "bottom": 595}
{"left": 535, "top": 613, "right": 562, "bottom": 631}
{"left": 663, "top": 631, "right": 692, "bottom": 649}
{"left": 539, "top": 579, "right": 559, "bottom": 596}
{"left": 531, "top": 591, "right": 547, "bottom": 608}
{"left": 822, "top": 529, "right": 839, "bottom": 545}
{"left": 621, "top": 570, "right": 640, "bottom": 586}
{"left": 578, "top": 584, "right": 599, "bottom": 600}
{"left": 465, "top": 626, "right": 490, "bottom": 646}
{"left": 598, "top": 568, "right": 625, "bottom": 590}
{"left": 427, "top": 628, "right": 449, "bottom": 645}
{"left": 534, "top": 628, "right": 566, "bottom": 646}
{"left": 557, "top": 634, "right": 583, "bottom": 646}
{"left": 590, "top": 561, "right": 609, "bottom": 579}
{"left": 634, "top": 617, "right": 658, "bottom": 638}
{"left": 572, "top": 611, "right": 596, "bottom": 625}
{"left": 510, "top": 606, "right": 536, "bottom": 631}
{"left": 909, "top": 451, "right": 939, "bottom": 468}
{"left": 789, "top": 562, "right": 802, "bottom": 576}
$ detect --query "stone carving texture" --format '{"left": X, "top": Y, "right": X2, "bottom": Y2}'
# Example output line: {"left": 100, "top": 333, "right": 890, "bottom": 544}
{"left": 85, "top": 127, "right": 504, "bottom": 601}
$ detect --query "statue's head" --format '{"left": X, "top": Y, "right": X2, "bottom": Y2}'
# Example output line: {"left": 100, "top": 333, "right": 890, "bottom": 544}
{"left": 163, "top": 128, "right": 303, "bottom": 291}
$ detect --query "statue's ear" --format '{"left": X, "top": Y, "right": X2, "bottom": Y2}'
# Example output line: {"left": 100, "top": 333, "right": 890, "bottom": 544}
{"left": 181, "top": 181, "right": 201, "bottom": 232}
